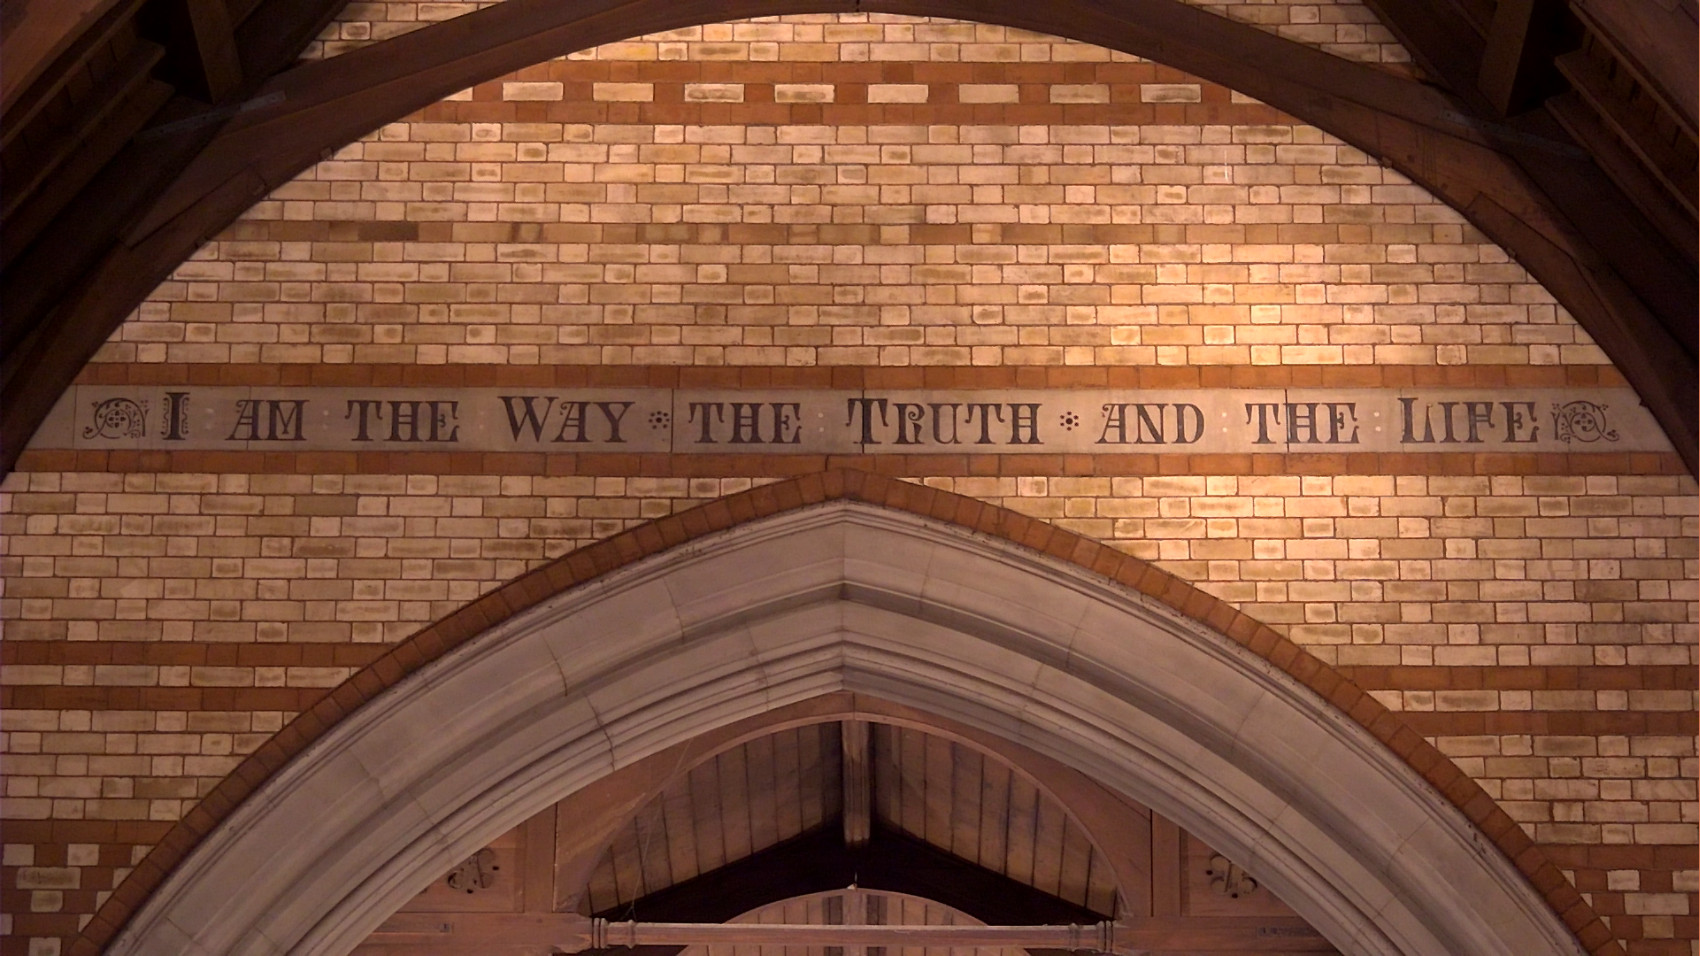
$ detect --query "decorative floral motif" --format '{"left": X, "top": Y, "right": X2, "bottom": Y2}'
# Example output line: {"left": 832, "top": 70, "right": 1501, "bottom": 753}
{"left": 82, "top": 398, "right": 148, "bottom": 440}
{"left": 1206, "top": 853, "right": 1258, "bottom": 899}
{"left": 1059, "top": 411, "right": 1080, "bottom": 431}
{"left": 1550, "top": 401, "right": 1619, "bottom": 444}
{"left": 649, "top": 410, "right": 672, "bottom": 430}
{"left": 445, "top": 848, "right": 499, "bottom": 893}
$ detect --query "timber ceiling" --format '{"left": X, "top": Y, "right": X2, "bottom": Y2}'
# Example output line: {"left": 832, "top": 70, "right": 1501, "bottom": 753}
{"left": 356, "top": 720, "right": 1340, "bottom": 955}
{"left": 1, "top": 0, "right": 1695, "bottom": 473}
{"left": 581, "top": 723, "right": 1120, "bottom": 917}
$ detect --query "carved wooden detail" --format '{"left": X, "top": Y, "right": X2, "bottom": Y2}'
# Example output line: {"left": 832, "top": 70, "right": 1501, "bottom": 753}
{"left": 446, "top": 848, "right": 501, "bottom": 895}
{"left": 1205, "top": 854, "right": 1260, "bottom": 900}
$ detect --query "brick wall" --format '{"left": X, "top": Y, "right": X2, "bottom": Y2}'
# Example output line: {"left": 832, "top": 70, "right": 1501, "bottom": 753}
{"left": 100, "top": 39, "right": 1593, "bottom": 369}
{"left": 1, "top": 16, "right": 1692, "bottom": 956}
{"left": 306, "top": 10, "right": 1412, "bottom": 70}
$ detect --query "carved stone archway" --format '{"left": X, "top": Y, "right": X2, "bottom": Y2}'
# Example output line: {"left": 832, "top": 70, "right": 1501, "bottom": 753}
{"left": 101, "top": 473, "right": 1589, "bottom": 956}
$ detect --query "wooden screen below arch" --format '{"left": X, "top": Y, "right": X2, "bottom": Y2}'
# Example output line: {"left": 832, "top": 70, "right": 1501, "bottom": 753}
{"left": 354, "top": 719, "right": 1337, "bottom": 955}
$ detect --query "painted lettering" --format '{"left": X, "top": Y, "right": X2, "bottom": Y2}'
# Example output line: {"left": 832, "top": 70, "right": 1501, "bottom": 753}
{"left": 163, "top": 392, "right": 190, "bottom": 441}
{"left": 229, "top": 399, "right": 308, "bottom": 441}
{"left": 1097, "top": 403, "right": 1205, "bottom": 445}
{"left": 500, "top": 395, "right": 557, "bottom": 440}
{"left": 690, "top": 402, "right": 805, "bottom": 444}
{"left": 344, "top": 400, "right": 458, "bottom": 442}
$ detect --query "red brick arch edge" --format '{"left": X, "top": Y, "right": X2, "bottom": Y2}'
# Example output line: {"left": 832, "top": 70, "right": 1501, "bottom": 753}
{"left": 75, "top": 468, "right": 1620, "bottom": 956}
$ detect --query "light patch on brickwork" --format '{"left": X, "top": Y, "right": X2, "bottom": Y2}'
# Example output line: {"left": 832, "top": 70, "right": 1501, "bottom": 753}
{"left": 98, "top": 62, "right": 1601, "bottom": 370}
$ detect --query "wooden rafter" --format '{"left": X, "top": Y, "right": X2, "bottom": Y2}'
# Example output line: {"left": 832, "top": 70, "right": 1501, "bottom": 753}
{"left": 182, "top": 0, "right": 243, "bottom": 102}
{"left": 1569, "top": 0, "right": 1699, "bottom": 133}
{"left": 1476, "top": 0, "right": 1567, "bottom": 116}
{"left": 1546, "top": 90, "right": 1699, "bottom": 257}
{"left": 0, "top": 39, "right": 169, "bottom": 219}
{"left": 1554, "top": 49, "right": 1699, "bottom": 214}
{"left": 841, "top": 719, "right": 872, "bottom": 849}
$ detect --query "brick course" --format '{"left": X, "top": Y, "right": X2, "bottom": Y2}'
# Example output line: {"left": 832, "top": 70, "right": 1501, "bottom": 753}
{"left": 306, "top": 11, "right": 1413, "bottom": 71}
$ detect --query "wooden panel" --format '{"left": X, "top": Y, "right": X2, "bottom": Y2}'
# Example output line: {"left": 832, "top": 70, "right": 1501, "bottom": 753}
{"left": 1003, "top": 773, "right": 1038, "bottom": 887}
{"left": 0, "top": 0, "right": 150, "bottom": 134}
{"left": 1149, "top": 814, "right": 1181, "bottom": 918}
{"left": 869, "top": 722, "right": 1118, "bottom": 916}
{"left": 1555, "top": 45, "right": 1699, "bottom": 212}
{"left": 948, "top": 743, "right": 982, "bottom": 867}
{"left": 1475, "top": 0, "right": 1564, "bottom": 116}
{"left": 898, "top": 727, "right": 927, "bottom": 838}
{"left": 719, "top": 745, "right": 755, "bottom": 864}
{"left": 673, "top": 890, "right": 1026, "bottom": 956}
{"left": 1029, "top": 795, "right": 1065, "bottom": 901}
{"left": 637, "top": 798, "right": 674, "bottom": 904}
{"left": 747, "top": 733, "right": 781, "bottom": 857}
{"left": 662, "top": 768, "right": 703, "bottom": 890}
{"left": 975, "top": 760, "right": 1010, "bottom": 878}
{"left": 1547, "top": 90, "right": 1700, "bottom": 259}
{"left": 522, "top": 809, "right": 557, "bottom": 914}
{"left": 1055, "top": 818, "right": 1093, "bottom": 911}
{"left": 922, "top": 733, "right": 953, "bottom": 848}
{"left": 799, "top": 723, "right": 833, "bottom": 833}
{"left": 776, "top": 725, "right": 805, "bottom": 840}
{"left": 582, "top": 725, "right": 841, "bottom": 912}
{"left": 0, "top": 36, "right": 164, "bottom": 217}
{"left": 609, "top": 803, "right": 649, "bottom": 906}
{"left": 690, "top": 756, "right": 728, "bottom": 878}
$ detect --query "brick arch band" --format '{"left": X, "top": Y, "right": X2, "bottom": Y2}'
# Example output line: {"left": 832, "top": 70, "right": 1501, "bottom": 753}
{"left": 88, "top": 469, "right": 1612, "bottom": 956}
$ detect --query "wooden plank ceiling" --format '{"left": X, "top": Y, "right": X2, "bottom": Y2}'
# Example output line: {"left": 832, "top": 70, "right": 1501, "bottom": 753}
{"left": 356, "top": 720, "right": 1340, "bottom": 955}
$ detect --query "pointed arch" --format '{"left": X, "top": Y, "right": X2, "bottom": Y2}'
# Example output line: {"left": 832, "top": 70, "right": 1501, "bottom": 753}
{"left": 90, "top": 470, "right": 1605, "bottom": 956}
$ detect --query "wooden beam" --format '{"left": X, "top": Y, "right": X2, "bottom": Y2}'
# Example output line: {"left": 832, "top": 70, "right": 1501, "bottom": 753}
{"left": 232, "top": 0, "right": 357, "bottom": 83}
{"left": 841, "top": 719, "right": 871, "bottom": 849}
{"left": 1357, "top": 0, "right": 1489, "bottom": 98}
{"left": 1497, "top": 112, "right": 1698, "bottom": 355}
{"left": 184, "top": 0, "right": 243, "bottom": 102}
{"left": 1554, "top": 49, "right": 1699, "bottom": 214}
{"left": 0, "top": 40, "right": 169, "bottom": 220}
{"left": 583, "top": 827, "right": 1103, "bottom": 925}
{"left": 0, "top": 78, "right": 175, "bottom": 275}
{"left": 1570, "top": 0, "right": 1698, "bottom": 134}
{"left": 363, "top": 912, "right": 591, "bottom": 951}
{"left": 521, "top": 807, "right": 558, "bottom": 915}
{"left": 0, "top": 0, "right": 150, "bottom": 135}
{"left": 593, "top": 920, "right": 1114, "bottom": 949}
{"left": 1546, "top": 90, "right": 1699, "bottom": 257}
{"left": 1476, "top": 0, "right": 1567, "bottom": 116}
{"left": 360, "top": 912, "right": 1332, "bottom": 954}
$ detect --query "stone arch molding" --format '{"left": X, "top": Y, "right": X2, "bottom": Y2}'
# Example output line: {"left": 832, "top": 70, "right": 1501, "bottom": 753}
{"left": 108, "top": 500, "right": 1583, "bottom": 956}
